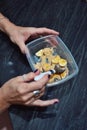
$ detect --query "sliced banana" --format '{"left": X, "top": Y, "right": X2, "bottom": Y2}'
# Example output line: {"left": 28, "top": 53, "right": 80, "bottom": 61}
{"left": 42, "top": 63, "right": 51, "bottom": 71}
{"left": 52, "top": 55, "right": 60, "bottom": 64}
{"left": 54, "top": 64, "right": 66, "bottom": 74}
{"left": 60, "top": 68, "right": 69, "bottom": 79}
{"left": 34, "top": 63, "right": 43, "bottom": 72}
{"left": 48, "top": 74, "right": 61, "bottom": 83}
{"left": 43, "top": 47, "right": 53, "bottom": 56}
{"left": 35, "top": 47, "right": 69, "bottom": 83}
{"left": 41, "top": 55, "right": 46, "bottom": 64}
{"left": 35, "top": 49, "right": 43, "bottom": 57}
{"left": 59, "top": 58, "right": 67, "bottom": 67}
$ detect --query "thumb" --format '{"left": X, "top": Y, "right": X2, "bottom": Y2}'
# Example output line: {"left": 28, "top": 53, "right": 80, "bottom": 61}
{"left": 17, "top": 41, "right": 28, "bottom": 54}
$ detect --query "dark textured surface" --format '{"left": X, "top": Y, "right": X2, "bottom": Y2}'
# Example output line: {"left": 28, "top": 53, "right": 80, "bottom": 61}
{"left": 0, "top": 0, "right": 87, "bottom": 130}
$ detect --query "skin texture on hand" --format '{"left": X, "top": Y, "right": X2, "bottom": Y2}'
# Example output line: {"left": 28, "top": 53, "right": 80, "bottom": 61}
{"left": 0, "top": 70, "right": 59, "bottom": 112}
{"left": 0, "top": 13, "right": 59, "bottom": 54}
{"left": 8, "top": 26, "right": 59, "bottom": 54}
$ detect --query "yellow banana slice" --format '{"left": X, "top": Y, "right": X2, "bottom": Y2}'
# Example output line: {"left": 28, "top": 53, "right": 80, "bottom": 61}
{"left": 59, "top": 58, "right": 67, "bottom": 67}
{"left": 42, "top": 63, "right": 51, "bottom": 71}
{"left": 60, "top": 68, "right": 69, "bottom": 79}
{"left": 48, "top": 74, "right": 61, "bottom": 83}
{"left": 35, "top": 49, "right": 43, "bottom": 57}
{"left": 43, "top": 47, "right": 53, "bottom": 56}
{"left": 52, "top": 55, "right": 60, "bottom": 64}
{"left": 34, "top": 47, "right": 69, "bottom": 83}
{"left": 34, "top": 63, "right": 43, "bottom": 72}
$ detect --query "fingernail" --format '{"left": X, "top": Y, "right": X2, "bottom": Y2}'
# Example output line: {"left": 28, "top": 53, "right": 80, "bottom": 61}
{"left": 48, "top": 75, "right": 51, "bottom": 78}
{"left": 34, "top": 69, "right": 38, "bottom": 73}
{"left": 54, "top": 101, "right": 58, "bottom": 104}
{"left": 54, "top": 99, "right": 59, "bottom": 104}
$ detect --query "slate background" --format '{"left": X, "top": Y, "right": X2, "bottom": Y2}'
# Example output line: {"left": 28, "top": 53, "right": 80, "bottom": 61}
{"left": 0, "top": 0, "right": 87, "bottom": 130}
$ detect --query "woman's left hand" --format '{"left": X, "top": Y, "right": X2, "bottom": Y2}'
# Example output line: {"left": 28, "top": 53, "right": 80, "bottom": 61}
{"left": 0, "top": 13, "right": 59, "bottom": 54}
{"left": 8, "top": 25, "right": 59, "bottom": 54}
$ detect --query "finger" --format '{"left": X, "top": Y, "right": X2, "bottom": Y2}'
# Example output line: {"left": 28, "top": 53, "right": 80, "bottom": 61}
{"left": 28, "top": 27, "right": 59, "bottom": 39}
{"left": 16, "top": 92, "right": 34, "bottom": 103}
{"left": 20, "top": 72, "right": 35, "bottom": 82}
{"left": 35, "top": 91, "right": 44, "bottom": 99}
{"left": 24, "top": 97, "right": 35, "bottom": 106}
{"left": 40, "top": 86, "right": 45, "bottom": 93}
{"left": 12, "top": 88, "right": 44, "bottom": 105}
{"left": 30, "top": 99, "right": 59, "bottom": 107}
{"left": 20, "top": 44, "right": 27, "bottom": 54}
{"left": 16, "top": 74, "right": 48, "bottom": 95}
{"left": 34, "top": 27, "right": 59, "bottom": 36}
{"left": 24, "top": 94, "right": 43, "bottom": 106}
{"left": 33, "top": 69, "right": 40, "bottom": 75}
{"left": 15, "top": 79, "right": 46, "bottom": 97}
{"left": 15, "top": 97, "right": 35, "bottom": 106}
{"left": 33, "top": 87, "right": 45, "bottom": 100}
{"left": 17, "top": 71, "right": 40, "bottom": 82}
{"left": 21, "top": 86, "right": 45, "bottom": 101}
{"left": 25, "top": 74, "right": 49, "bottom": 92}
{"left": 15, "top": 37, "right": 29, "bottom": 54}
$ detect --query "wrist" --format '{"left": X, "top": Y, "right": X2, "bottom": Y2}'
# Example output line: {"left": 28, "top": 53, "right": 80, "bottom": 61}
{"left": 0, "top": 16, "right": 16, "bottom": 35}
{"left": 0, "top": 88, "right": 10, "bottom": 113}
{"left": 0, "top": 15, "right": 9, "bottom": 32}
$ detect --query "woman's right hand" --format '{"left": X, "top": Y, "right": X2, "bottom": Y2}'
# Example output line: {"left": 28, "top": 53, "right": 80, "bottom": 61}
{"left": 0, "top": 71, "right": 59, "bottom": 112}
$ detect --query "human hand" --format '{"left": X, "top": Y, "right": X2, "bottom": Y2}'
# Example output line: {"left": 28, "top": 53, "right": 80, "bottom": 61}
{"left": 0, "top": 71, "right": 59, "bottom": 111}
{"left": 0, "top": 14, "right": 59, "bottom": 54}
{"left": 7, "top": 25, "right": 59, "bottom": 54}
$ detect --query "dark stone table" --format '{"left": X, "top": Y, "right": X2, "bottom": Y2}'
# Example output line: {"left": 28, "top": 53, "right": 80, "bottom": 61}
{"left": 0, "top": 0, "right": 87, "bottom": 130}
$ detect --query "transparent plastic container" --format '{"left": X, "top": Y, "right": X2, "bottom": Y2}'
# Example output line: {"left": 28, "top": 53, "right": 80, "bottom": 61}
{"left": 26, "top": 35, "right": 79, "bottom": 87}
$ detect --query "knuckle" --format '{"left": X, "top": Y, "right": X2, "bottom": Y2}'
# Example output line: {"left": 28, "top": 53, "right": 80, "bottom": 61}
{"left": 21, "top": 96, "right": 27, "bottom": 102}
{"left": 16, "top": 87, "right": 22, "bottom": 94}
{"left": 28, "top": 72, "right": 35, "bottom": 77}
{"left": 38, "top": 83, "right": 43, "bottom": 89}
{"left": 43, "top": 27, "right": 47, "bottom": 30}
{"left": 16, "top": 86, "right": 24, "bottom": 94}
{"left": 40, "top": 80, "right": 48, "bottom": 87}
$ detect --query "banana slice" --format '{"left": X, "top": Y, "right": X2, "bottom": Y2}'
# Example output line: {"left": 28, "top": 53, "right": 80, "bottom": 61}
{"left": 50, "top": 64, "right": 55, "bottom": 70}
{"left": 55, "top": 64, "right": 66, "bottom": 74}
{"left": 48, "top": 74, "right": 61, "bottom": 83}
{"left": 42, "top": 63, "right": 51, "bottom": 71}
{"left": 34, "top": 63, "right": 43, "bottom": 72}
{"left": 59, "top": 58, "right": 67, "bottom": 67}
{"left": 35, "top": 49, "right": 43, "bottom": 57}
{"left": 46, "top": 55, "right": 54, "bottom": 64}
{"left": 52, "top": 55, "right": 60, "bottom": 64}
{"left": 35, "top": 47, "right": 69, "bottom": 82}
{"left": 53, "top": 74, "right": 61, "bottom": 80}
{"left": 41, "top": 55, "right": 46, "bottom": 64}
{"left": 43, "top": 48, "right": 53, "bottom": 56}
{"left": 60, "top": 68, "right": 69, "bottom": 79}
